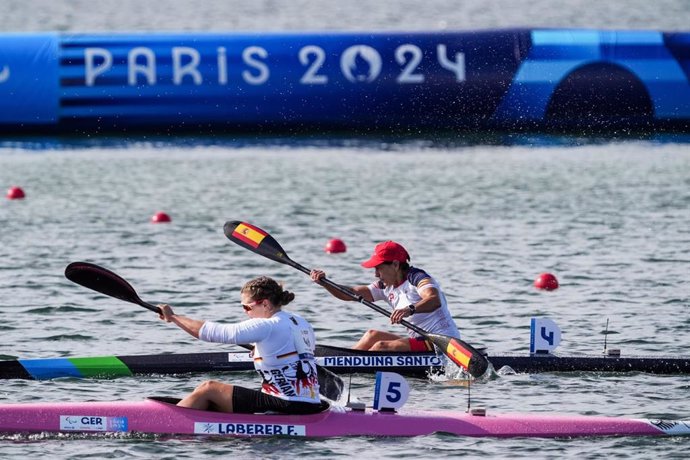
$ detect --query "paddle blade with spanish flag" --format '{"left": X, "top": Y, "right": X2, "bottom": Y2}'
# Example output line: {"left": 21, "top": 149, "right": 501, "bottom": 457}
{"left": 426, "top": 333, "right": 489, "bottom": 378}
{"left": 224, "top": 221, "right": 294, "bottom": 267}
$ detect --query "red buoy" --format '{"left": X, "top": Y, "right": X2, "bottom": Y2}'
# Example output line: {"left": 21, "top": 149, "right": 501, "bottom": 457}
{"left": 151, "top": 211, "right": 172, "bottom": 223}
{"left": 325, "top": 238, "right": 347, "bottom": 253}
{"left": 6, "top": 186, "right": 25, "bottom": 200}
{"left": 534, "top": 273, "right": 559, "bottom": 291}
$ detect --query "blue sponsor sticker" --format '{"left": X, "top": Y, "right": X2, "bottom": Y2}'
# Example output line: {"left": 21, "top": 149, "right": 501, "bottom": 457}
{"left": 59, "top": 415, "right": 128, "bottom": 432}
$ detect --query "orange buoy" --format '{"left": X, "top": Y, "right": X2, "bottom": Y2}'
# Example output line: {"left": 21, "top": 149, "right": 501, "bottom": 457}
{"left": 325, "top": 238, "right": 347, "bottom": 253}
{"left": 534, "top": 273, "right": 559, "bottom": 291}
{"left": 7, "top": 186, "right": 25, "bottom": 200}
{"left": 151, "top": 211, "right": 172, "bottom": 223}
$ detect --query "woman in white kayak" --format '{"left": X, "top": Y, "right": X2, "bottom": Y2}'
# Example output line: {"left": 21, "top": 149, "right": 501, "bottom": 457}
{"left": 310, "top": 240, "right": 461, "bottom": 352}
{"left": 157, "top": 276, "right": 322, "bottom": 414}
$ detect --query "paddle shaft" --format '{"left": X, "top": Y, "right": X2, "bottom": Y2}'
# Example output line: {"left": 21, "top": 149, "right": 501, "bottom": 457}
{"left": 137, "top": 300, "right": 256, "bottom": 352}
{"left": 282, "top": 258, "right": 433, "bottom": 338}
{"left": 135, "top": 299, "right": 162, "bottom": 315}
{"left": 152, "top": 300, "right": 259, "bottom": 353}
{"left": 224, "top": 221, "right": 489, "bottom": 377}
{"left": 65, "top": 261, "right": 343, "bottom": 398}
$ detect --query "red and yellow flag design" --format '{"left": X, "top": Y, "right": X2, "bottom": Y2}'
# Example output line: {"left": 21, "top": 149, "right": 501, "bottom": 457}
{"left": 446, "top": 339, "right": 472, "bottom": 370}
{"left": 232, "top": 222, "right": 267, "bottom": 248}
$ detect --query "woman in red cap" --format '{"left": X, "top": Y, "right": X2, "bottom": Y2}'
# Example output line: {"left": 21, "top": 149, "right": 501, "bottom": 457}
{"left": 310, "top": 241, "right": 460, "bottom": 352}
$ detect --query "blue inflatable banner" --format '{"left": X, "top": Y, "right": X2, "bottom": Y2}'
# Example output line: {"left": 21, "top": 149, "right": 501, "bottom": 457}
{"left": 0, "top": 29, "right": 688, "bottom": 133}
{"left": 0, "top": 33, "right": 58, "bottom": 124}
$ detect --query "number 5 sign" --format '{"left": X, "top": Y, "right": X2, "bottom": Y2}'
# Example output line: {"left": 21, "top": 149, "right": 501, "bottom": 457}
{"left": 373, "top": 372, "right": 410, "bottom": 411}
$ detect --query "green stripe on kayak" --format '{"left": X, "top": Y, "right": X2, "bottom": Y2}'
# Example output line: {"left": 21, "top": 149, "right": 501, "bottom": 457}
{"left": 67, "top": 356, "right": 133, "bottom": 378}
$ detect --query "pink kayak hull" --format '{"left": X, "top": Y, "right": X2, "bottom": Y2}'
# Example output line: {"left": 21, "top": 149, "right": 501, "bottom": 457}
{"left": 0, "top": 398, "right": 688, "bottom": 438}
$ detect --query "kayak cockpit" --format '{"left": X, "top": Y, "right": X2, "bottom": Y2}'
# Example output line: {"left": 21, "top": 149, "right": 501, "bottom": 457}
{"left": 148, "top": 396, "right": 181, "bottom": 405}
{"left": 146, "top": 396, "right": 331, "bottom": 414}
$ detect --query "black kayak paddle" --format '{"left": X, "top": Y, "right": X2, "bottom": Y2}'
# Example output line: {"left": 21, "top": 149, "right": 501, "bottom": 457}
{"left": 223, "top": 220, "right": 490, "bottom": 378}
{"left": 64, "top": 261, "right": 344, "bottom": 401}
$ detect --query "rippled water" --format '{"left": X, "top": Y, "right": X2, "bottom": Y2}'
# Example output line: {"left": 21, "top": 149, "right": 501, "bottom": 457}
{"left": 1, "top": 140, "right": 690, "bottom": 458}
{"left": 1, "top": 0, "right": 690, "bottom": 458}
{"left": 1, "top": 0, "right": 688, "bottom": 31}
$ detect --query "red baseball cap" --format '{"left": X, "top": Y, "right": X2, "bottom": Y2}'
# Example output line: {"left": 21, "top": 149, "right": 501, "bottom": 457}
{"left": 361, "top": 241, "right": 410, "bottom": 268}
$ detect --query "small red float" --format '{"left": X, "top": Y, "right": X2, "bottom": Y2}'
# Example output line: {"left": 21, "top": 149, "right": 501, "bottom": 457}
{"left": 151, "top": 211, "right": 172, "bottom": 223}
{"left": 7, "top": 186, "right": 25, "bottom": 200}
{"left": 325, "top": 238, "right": 347, "bottom": 253}
{"left": 534, "top": 273, "right": 559, "bottom": 291}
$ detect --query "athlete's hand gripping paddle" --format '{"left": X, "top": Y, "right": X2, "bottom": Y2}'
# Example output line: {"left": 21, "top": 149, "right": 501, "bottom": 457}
{"left": 223, "top": 220, "right": 490, "bottom": 378}
{"left": 64, "top": 261, "right": 344, "bottom": 401}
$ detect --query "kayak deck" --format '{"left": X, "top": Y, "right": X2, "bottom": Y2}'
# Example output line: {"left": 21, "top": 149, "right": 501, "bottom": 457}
{"left": 0, "top": 398, "right": 688, "bottom": 439}
{"left": 3, "top": 345, "right": 690, "bottom": 380}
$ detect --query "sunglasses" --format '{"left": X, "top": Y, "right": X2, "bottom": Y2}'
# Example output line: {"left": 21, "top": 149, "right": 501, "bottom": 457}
{"left": 241, "top": 299, "right": 263, "bottom": 312}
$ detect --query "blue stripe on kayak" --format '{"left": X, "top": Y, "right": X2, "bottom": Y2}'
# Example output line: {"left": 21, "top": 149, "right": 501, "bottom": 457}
{"left": 19, "top": 358, "right": 84, "bottom": 380}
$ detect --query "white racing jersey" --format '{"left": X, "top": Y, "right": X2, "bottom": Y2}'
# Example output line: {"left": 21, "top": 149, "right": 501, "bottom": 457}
{"left": 368, "top": 267, "right": 461, "bottom": 339}
{"left": 199, "top": 310, "right": 320, "bottom": 403}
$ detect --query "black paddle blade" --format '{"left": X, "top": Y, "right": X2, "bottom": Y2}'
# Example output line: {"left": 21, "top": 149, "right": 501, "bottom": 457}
{"left": 224, "top": 221, "right": 294, "bottom": 267}
{"left": 65, "top": 262, "right": 160, "bottom": 314}
{"left": 426, "top": 333, "right": 489, "bottom": 378}
{"left": 317, "top": 366, "right": 344, "bottom": 401}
